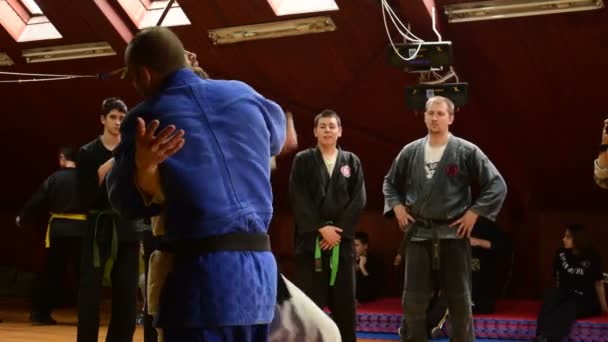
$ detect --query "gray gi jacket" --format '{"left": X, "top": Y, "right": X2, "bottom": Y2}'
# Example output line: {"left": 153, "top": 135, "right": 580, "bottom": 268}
{"left": 383, "top": 134, "right": 507, "bottom": 240}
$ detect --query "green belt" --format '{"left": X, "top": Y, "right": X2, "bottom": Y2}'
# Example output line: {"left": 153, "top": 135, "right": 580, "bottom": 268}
{"left": 90, "top": 210, "right": 118, "bottom": 287}
{"left": 314, "top": 236, "right": 340, "bottom": 286}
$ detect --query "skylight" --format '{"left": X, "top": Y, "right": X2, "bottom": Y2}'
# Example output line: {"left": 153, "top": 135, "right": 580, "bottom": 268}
{"left": 19, "top": 19, "right": 62, "bottom": 42}
{"left": 117, "top": 0, "right": 191, "bottom": 29}
{"left": 22, "top": 0, "right": 43, "bottom": 15}
{"left": 0, "top": 0, "right": 62, "bottom": 42}
{"left": 267, "top": 0, "right": 339, "bottom": 16}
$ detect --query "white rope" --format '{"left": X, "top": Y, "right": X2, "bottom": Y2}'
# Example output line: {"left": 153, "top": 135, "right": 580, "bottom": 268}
{"left": 382, "top": 1, "right": 423, "bottom": 62}
{"left": 0, "top": 70, "right": 101, "bottom": 84}
{"left": 432, "top": 7, "right": 442, "bottom": 42}
{"left": 0, "top": 71, "right": 97, "bottom": 78}
{"left": 0, "top": 76, "right": 85, "bottom": 83}
{"left": 421, "top": 67, "right": 460, "bottom": 84}
{"left": 381, "top": 0, "right": 423, "bottom": 42}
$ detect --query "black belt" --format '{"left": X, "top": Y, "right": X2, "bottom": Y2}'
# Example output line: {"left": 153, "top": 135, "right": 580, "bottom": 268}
{"left": 412, "top": 214, "right": 463, "bottom": 270}
{"left": 163, "top": 233, "right": 271, "bottom": 256}
{"left": 415, "top": 217, "right": 454, "bottom": 227}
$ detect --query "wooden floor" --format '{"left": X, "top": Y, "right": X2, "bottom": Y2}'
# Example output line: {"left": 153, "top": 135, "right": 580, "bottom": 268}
{"left": 0, "top": 298, "right": 385, "bottom": 341}
{"left": 0, "top": 297, "right": 141, "bottom": 342}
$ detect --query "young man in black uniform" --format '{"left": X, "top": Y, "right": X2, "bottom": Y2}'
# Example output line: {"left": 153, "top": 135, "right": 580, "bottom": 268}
{"left": 18, "top": 147, "right": 86, "bottom": 325}
{"left": 76, "top": 97, "right": 144, "bottom": 342}
{"left": 289, "top": 110, "right": 366, "bottom": 342}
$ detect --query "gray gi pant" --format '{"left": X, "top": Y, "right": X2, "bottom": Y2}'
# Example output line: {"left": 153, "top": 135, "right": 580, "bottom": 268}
{"left": 400, "top": 238, "right": 474, "bottom": 342}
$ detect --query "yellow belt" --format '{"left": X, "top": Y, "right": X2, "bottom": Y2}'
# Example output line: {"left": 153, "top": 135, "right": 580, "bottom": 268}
{"left": 46, "top": 213, "right": 87, "bottom": 248}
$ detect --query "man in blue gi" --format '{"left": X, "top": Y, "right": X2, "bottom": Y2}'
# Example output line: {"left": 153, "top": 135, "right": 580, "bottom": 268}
{"left": 107, "top": 27, "right": 284, "bottom": 342}
{"left": 383, "top": 96, "right": 507, "bottom": 342}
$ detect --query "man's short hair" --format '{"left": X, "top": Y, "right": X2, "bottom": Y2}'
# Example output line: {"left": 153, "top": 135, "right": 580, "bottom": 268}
{"left": 58, "top": 146, "right": 75, "bottom": 162}
{"left": 126, "top": 27, "right": 187, "bottom": 77}
{"left": 355, "top": 231, "right": 369, "bottom": 245}
{"left": 101, "top": 97, "right": 127, "bottom": 117}
{"left": 314, "top": 109, "right": 342, "bottom": 127}
{"left": 425, "top": 96, "right": 455, "bottom": 115}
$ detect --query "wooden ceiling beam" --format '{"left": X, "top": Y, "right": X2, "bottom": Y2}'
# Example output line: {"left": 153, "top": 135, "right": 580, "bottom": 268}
{"left": 50, "top": 0, "right": 135, "bottom": 57}
{"left": 0, "top": 28, "right": 21, "bottom": 65}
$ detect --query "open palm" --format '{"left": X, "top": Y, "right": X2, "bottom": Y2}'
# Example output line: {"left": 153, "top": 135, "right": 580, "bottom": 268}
{"left": 135, "top": 117, "right": 185, "bottom": 170}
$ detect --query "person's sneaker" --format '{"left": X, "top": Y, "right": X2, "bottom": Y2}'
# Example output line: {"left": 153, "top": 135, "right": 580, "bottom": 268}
{"left": 30, "top": 314, "right": 57, "bottom": 326}
{"left": 430, "top": 326, "right": 444, "bottom": 339}
{"left": 397, "top": 327, "right": 409, "bottom": 342}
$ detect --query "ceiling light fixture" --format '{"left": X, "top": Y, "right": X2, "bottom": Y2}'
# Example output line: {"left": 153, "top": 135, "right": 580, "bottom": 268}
{"left": 0, "top": 52, "right": 15, "bottom": 66}
{"left": 208, "top": 16, "right": 337, "bottom": 45}
{"left": 444, "top": 0, "right": 604, "bottom": 23}
{"left": 22, "top": 42, "right": 116, "bottom": 63}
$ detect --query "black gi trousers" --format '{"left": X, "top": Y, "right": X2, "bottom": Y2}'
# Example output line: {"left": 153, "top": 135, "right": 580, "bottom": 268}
{"left": 400, "top": 239, "right": 474, "bottom": 342}
{"left": 77, "top": 215, "right": 140, "bottom": 342}
{"left": 295, "top": 247, "right": 357, "bottom": 342}
{"left": 142, "top": 230, "right": 159, "bottom": 342}
{"left": 31, "top": 235, "right": 82, "bottom": 318}
{"left": 536, "top": 288, "right": 600, "bottom": 341}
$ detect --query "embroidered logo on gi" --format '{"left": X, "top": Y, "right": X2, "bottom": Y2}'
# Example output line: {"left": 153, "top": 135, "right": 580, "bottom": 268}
{"left": 446, "top": 164, "right": 459, "bottom": 177}
{"left": 340, "top": 165, "right": 351, "bottom": 178}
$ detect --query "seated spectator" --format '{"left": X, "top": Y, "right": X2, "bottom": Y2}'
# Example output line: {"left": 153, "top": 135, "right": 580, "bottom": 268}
{"left": 354, "top": 232, "right": 382, "bottom": 304}
{"left": 534, "top": 224, "right": 608, "bottom": 342}
{"left": 470, "top": 216, "right": 512, "bottom": 314}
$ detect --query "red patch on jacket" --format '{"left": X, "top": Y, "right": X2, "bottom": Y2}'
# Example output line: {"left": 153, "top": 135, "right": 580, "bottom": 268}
{"left": 446, "top": 164, "right": 459, "bottom": 177}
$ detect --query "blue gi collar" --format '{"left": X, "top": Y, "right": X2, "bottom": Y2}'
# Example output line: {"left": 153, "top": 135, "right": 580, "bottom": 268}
{"left": 159, "top": 67, "right": 202, "bottom": 91}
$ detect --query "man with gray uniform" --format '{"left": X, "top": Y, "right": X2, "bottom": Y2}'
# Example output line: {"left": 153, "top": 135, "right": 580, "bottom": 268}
{"left": 383, "top": 96, "right": 507, "bottom": 342}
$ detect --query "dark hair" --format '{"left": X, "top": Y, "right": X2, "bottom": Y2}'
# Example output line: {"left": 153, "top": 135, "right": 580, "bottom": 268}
{"left": 314, "top": 109, "right": 342, "bottom": 128}
{"left": 101, "top": 97, "right": 127, "bottom": 117}
{"left": 566, "top": 224, "right": 595, "bottom": 256}
{"left": 58, "top": 146, "right": 75, "bottom": 162}
{"left": 355, "top": 231, "right": 369, "bottom": 245}
{"left": 126, "top": 27, "right": 187, "bottom": 77}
